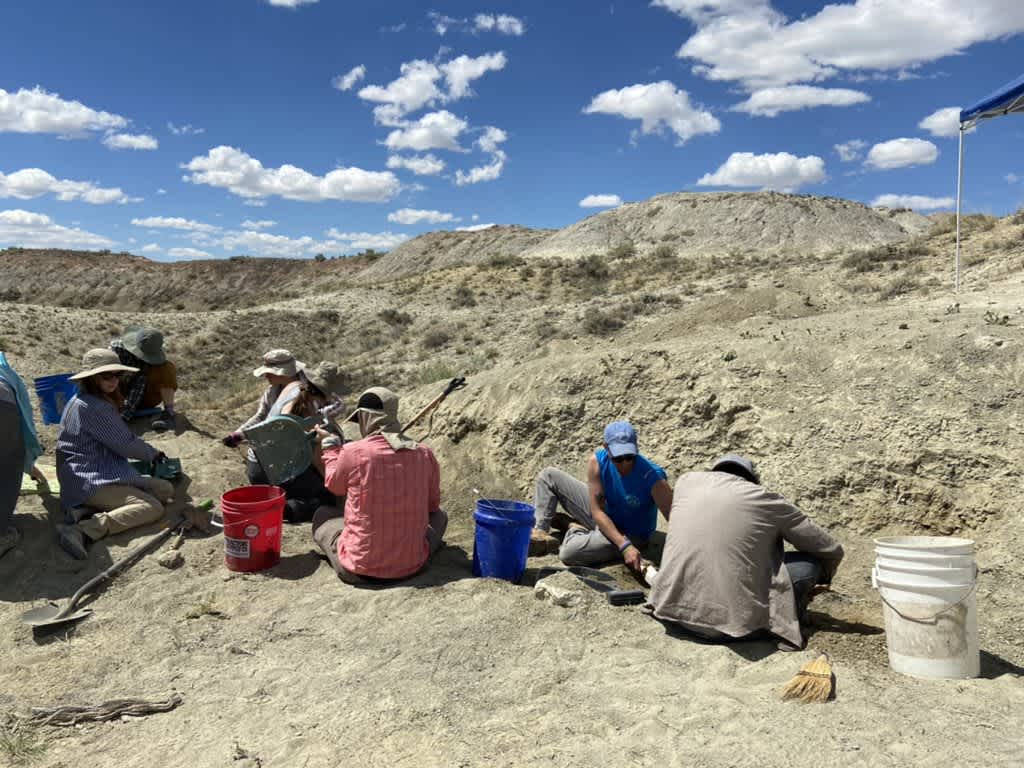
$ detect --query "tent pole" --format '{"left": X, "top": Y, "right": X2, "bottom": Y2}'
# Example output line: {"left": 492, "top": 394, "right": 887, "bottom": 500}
{"left": 955, "top": 125, "right": 965, "bottom": 294}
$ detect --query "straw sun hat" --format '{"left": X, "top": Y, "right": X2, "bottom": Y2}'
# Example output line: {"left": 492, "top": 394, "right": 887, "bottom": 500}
{"left": 252, "top": 349, "right": 305, "bottom": 378}
{"left": 69, "top": 349, "right": 139, "bottom": 380}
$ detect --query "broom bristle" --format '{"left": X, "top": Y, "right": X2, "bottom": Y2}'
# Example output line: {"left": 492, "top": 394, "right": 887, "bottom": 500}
{"left": 780, "top": 652, "right": 834, "bottom": 703}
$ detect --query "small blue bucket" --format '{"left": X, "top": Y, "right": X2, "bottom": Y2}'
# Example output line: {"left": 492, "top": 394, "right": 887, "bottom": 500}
{"left": 34, "top": 373, "right": 78, "bottom": 425}
{"left": 472, "top": 499, "right": 535, "bottom": 583}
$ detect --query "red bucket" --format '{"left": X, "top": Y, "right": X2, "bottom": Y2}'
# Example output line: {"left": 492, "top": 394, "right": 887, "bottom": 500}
{"left": 220, "top": 485, "right": 285, "bottom": 572}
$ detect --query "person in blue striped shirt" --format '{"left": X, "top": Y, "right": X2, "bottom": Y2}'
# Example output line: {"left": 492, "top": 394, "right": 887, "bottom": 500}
{"left": 55, "top": 349, "right": 175, "bottom": 560}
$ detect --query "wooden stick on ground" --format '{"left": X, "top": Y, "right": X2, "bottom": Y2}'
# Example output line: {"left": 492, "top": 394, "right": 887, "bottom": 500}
{"left": 28, "top": 694, "right": 183, "bottom": 726}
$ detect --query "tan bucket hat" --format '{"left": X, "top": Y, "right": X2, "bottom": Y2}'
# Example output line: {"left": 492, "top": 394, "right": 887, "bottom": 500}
{"left": 252, "top": 348, "right": 304, "bottom": 378}
{"left": 121, "top": 327, "right": 166, "bottom": 366}
{"left": 303, "top": 361, "right": 344, "bottom": 399}
{"left": 69, "top": 348, "right": 139, "bottom": 380}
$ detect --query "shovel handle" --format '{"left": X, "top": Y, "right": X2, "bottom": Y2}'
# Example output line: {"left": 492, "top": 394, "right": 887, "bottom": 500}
{"left": 402, "top": 377, "right": 467, "bottom": 433}
{"left": 61, "top": 525, "right": 179, "bottom": 618}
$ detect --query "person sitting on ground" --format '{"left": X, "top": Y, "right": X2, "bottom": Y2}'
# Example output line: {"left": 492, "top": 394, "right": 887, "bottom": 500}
{"left": 0, "top": 351, "right": 48, "bottom": 559}
{"left": 311, "top": 386, "right": 447, "bottom": 584}
{"left": 647, "top": 454, "right": 845, "bottom": 650}
{"left": 245, "top": 361, "right": 343, "bottom": 523}
{"left": 529, "top": 420, "right": 672, "bottom": 574}
{"left": 109, "top": 326, "right": 177, "bottom": 431}
{"left": 221, "top": 348, "right": 304, "bottom": 447}
{"left": 54, "top": 349, "right": 176, "bottom": 560}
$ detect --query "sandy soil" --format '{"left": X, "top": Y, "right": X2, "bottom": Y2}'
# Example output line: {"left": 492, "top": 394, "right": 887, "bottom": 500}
{"left": 2, "top": 202, "right": 1024, "bottom": 767}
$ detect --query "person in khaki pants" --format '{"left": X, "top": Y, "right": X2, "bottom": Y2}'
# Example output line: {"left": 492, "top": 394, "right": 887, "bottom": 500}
{"left": 55, "top": 349, "right": 175, "bottom": 560}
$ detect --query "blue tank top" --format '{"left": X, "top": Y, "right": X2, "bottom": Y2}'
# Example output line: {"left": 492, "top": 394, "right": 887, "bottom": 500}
{"left": 596, "top": 448, "right": 667, "bottom": 540}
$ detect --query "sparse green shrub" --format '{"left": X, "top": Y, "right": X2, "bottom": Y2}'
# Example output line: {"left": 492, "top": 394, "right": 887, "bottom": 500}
{"left": 564, "top": 253, "right": 610, "bottom": 283}
{"left": 415, "top": 360, "right": 459, "bottom": 385}
{"left": 842, "top": 240, "right": 932, "bottom": 273}
{"left": 880, "top": 274, "right": 920, "bottom": 300}
{"left": 607, "top": 240, "right": 636, "bottom": 260}
{"left": 485, "top": 253, "right": 523, "bottom": 268}
{"left": 651, "top": 244, "right": 676, "bottom": 262}
{"left": 378, "top": 308, "right": 414, "bottom": 327}
{"left": 583, "top": 305, "right": 626, "bottom": 335}
{"left": 422, "top": 328, "right": 451, "bottom": 349}
{"left": 450, "top": 284, "right": 477, "bottom": 308}
{"left": 314, "top": 253, "right": 326, "bottom": 262}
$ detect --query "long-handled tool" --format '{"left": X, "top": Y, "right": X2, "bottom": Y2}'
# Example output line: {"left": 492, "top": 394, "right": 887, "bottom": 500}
{"left": 21, "top": 522, "right": 182, "bottom": 630}
{"left": 402, "top": 377, "right": 466, "bottom": 437}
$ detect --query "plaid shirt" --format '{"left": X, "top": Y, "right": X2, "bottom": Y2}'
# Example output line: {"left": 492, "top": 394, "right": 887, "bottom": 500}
{"left": 109, "top": 339, "right": 147, "bottom": 420}
{"left": 322, "top": 435, "right": 441, "bottom": 579}
{"left": 56, "top": 394, "right": 159, "bottom": 510}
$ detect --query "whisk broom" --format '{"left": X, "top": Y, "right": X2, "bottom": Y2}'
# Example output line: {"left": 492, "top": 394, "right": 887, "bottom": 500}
{"left": 780, "top": 652, "right": 834, "bottom": 703}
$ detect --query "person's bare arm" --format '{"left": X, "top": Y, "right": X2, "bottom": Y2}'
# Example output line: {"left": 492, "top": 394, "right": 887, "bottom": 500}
{"left": 651, "top": 478, "right": 673, "bottom": 521}
{"left": 586, "top": 454, "right": 643, "bottom": 570}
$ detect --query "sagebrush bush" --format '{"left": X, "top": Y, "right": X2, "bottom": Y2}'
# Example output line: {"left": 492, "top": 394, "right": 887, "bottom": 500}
{"left": 378, "top": 308, "right": 414, "bottom": 327}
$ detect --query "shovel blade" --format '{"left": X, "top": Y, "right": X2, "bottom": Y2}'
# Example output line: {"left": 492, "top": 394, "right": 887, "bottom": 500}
{"left": 243, "top": 416, "right": 313, "bottom": 485}
{"left": 21, "top": 603, "right": 93, "bottom": 628}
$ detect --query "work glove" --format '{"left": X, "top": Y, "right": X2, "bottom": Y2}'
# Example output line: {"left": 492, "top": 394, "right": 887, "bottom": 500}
{"left": 222, "top": 431, "right": 244, "bottom": 447}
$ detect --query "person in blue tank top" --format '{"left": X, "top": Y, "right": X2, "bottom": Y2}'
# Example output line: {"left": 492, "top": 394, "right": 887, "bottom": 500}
{"left": 530, "top": 421, "right": 673, "bottom": 573}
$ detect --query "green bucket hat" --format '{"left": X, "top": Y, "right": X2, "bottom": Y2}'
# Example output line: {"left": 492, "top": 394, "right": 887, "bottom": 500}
{"left": 121, "top": 327, "right": 166, "bottom": 366}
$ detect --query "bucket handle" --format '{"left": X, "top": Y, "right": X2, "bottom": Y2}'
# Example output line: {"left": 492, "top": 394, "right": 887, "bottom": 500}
{"left": 873, "top": 566, "right": 979, "bottom": 624}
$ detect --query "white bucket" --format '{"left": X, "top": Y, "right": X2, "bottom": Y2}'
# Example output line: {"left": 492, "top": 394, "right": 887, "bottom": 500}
{"left": 872, "top": 536, "right": 979, "bottom": 680}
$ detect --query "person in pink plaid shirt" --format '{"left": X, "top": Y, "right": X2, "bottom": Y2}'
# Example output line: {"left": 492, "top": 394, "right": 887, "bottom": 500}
{"left": 312, "top": 387, "right": 447, "bottom": 583}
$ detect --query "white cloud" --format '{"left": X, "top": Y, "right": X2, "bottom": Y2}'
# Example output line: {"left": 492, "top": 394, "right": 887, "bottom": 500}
{"left": 1006, "top": 173, "right": 1019, "bottom": 184}
{"left": 0, "top": 208, "right": 115, "bottom": 249}
{"left": 732, "top": 86, "right": 869, "bottom": 117}
{"left": 429, "top": 11, "right": 462, "bottom": 35}
{"left": 267, "top": 0, "right": 318, "bottom": 7}
{"left": 871, "top": 194, "right": 954, "bottom": 210}
{"left": 167, "top": 247, "right": 211, "bottom": 259}
{"left": 167, "top": 122, "right": 204, "bottom": 136}
{"left": 865, "top": 138, "right": 938, "bottom": 170}
{"left": 474, "top": 13, "right": 525, "bottom": 35}
{"left": 0, "top": 168, "right": 133, "bottom": 204}
{"left": 333, "top": 65, "right": 367, "bottom": 92}
{"left": 156, "top": 188, "right": 167, "bottom": 195}
{"left": 182, "top": 146, "right": 400, "bottom": 203}
{"left": 384, "top": 111, "right": 468, "bottom": 152}
{"left": 387, "top": 208, "right": 457, "bottom": 225}
{"left": 241, "top": 219, "right": 276, "bottom": 230}
{"left": 0, "top": 86, "right": 127, "bottom": 137}
{"left": 584, "top": 81, "right": 720, "bottom": 144}
{"left": 443, "top": 52, "right": 507, "bottom": 100}
{"left": 141, "top": 243, "right": 162, "bottom": 254}
{"left": 834, "top": 139, "right": 867, "bottom": 162}
{"left": 102, "top": 132, "right": 159, "bottom": 150}
{"left": 131, "top": 216, "right": 218, "bottom": 233}
{"left": 358, "top": 53, "right": 505, "bottom": 125}
{"left": 454, "top": 126, "right": 508, "bottom": 185}
{"left": 580, "top": 194, "right": 623, "bottom": 208}
{"left": 655, "top": 0, "right": 1024, "bottom": 89}
{"left": 457, "top": 223, "right": 497, "bottom": 231}
{"left": 697, "top": 151, "right": 826, "bottom": 191}
{"left": 220, "top": 230, "right": 325, "bottom": 257}
{"left": 325, "top": 228, "right": 409, "bottom": 251}
{"left": 386, "top": 153, "right": 446, "bottom": 175}
{"left": 918, "top": 106, "right": 963, "bottom": 138}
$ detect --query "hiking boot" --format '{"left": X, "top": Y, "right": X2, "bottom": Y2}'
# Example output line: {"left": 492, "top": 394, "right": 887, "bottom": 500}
{"left": 152, "top": 410, "right": 175, "bottom": 432}
{"left": 57, "top": 524, "right": 88, "bottom": 560}
{"left": 550, "top": 511, "right": 573, "bottom": 532}
{"left": 0, "top": 526, "right": 20, "bottom": 559}
{"left": 528, "top": 527, "right": 559, "bottom": 556}
{"left": 65, "top": 505, "right": 94, "bottom": 524}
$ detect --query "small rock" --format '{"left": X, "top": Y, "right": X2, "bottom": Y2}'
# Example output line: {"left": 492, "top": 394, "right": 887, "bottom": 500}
{"left": 534, "top": 574, "right": 584, "bottom": 608}
{"left": 898, "top": 323, "right": 909, "bottom": 330}
{"left": 157, "top": 550, "right": 185, "bottom": 569}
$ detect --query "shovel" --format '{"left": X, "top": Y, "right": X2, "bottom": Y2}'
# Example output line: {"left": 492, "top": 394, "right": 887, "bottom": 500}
{"left": 21, "top": 522, "right": 180, "bottom": 630}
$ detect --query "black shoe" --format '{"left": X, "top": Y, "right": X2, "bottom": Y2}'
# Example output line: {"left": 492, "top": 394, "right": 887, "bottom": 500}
{"left": 284, "top": 498, "right": 315, "bottom": 524}
{"left": 152, "top": 410, "right": 175, "bottom": 432}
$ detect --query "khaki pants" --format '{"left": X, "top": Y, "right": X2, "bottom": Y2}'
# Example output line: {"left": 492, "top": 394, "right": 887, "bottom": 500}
{"left": 78, "top": 477, "right": 174, "bottom": 541}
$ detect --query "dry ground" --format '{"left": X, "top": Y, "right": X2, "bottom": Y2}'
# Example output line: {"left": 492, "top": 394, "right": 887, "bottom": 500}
{"left": 1, "top": 205, "right": 1023, "bottom": 767}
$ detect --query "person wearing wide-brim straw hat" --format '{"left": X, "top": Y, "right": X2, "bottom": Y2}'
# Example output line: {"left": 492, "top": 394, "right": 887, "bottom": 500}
{"left": 109, "top": 326, "right": 178, "bottom": 432}
{"left": 222, "top": 349, "right": 305, "bottom": 447}
{"left": 53, "top": 349, "right": 176, "bottom": 560}
{"left": 243, "top": 360, "right": 344, "bottom": 524}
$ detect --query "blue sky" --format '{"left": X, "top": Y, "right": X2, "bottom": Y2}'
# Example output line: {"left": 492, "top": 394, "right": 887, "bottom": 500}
{"left": 1, "top": 0, "right": 1023, "bottom": 260}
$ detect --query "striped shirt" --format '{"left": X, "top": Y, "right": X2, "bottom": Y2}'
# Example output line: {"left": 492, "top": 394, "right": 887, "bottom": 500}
{"left": 110, "top": 339, "right": 147, "bottom": 420}
{"left": 237, "top": 384, "right": 284, "bottom": 432}
{"left": 322, "top": 435, "right": 441, "bottom": 579}
{"left": 56, "top": 394, "right": 159, "bottom": 511}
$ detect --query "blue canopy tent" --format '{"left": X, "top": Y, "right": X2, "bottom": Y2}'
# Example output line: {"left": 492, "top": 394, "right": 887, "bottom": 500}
{"left": 955, "top": 73, "right": 1024, "bottom": 291}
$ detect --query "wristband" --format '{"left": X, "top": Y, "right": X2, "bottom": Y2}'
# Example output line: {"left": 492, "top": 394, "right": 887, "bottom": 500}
{"left": 618, "top": 538, "right": 633, "bottom": 554}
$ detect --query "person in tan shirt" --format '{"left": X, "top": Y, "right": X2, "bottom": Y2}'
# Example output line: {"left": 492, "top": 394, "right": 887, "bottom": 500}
{"left": 647, "top": 454, "right": 844, "bottom": 650}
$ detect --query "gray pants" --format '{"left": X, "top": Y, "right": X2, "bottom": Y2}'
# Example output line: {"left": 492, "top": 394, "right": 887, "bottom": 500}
{"left": 0, "top": 394, "right": 24, "bottom": 534}
{"left": 312, "top": 507, "right": 448, "bottom": 584}
{"left": 534, "top": 467, "right": 645, "bottom": 567}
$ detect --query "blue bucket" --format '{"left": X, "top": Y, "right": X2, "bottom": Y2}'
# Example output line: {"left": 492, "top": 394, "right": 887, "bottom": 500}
{"left": 472, "top": 499, "right": 535, "bottom": 583}
{"left": 34, "top": 373, "right": 78, "bottom": 425}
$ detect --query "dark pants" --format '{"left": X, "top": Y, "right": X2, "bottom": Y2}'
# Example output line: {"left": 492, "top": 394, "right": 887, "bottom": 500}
{"left": 784, "top": 552, "right": 824, "bottom": 624}
{"left": 246, "top": 460, "right": 335, "bottom": 523}
{"left": 0, "top": 396, "right": 24, "bottom": 533}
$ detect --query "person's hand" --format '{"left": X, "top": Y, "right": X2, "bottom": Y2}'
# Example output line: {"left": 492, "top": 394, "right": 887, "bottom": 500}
{"left": 312, "top": 425, "right": 332, "bottom": 442}
{"left": 622, "top": 544, "right": 643, "bottom": 572}
{"left": 222, "top": 431, "right": 243, "bottom": 447}
{"left": 30, "top": 465, "right": 50, "bottom": 492}
{"left": 153, "top": 451, "right": 167, "bottom": 465}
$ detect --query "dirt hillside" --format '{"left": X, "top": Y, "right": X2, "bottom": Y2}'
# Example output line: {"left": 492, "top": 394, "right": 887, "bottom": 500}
{"left": 1, "top": 196, "right": 1022, "bottom": 768}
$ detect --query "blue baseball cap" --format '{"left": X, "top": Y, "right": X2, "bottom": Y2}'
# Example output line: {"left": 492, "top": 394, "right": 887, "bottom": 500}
{"left": 603, "top": 421, "right": 638, "bottom": 458}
